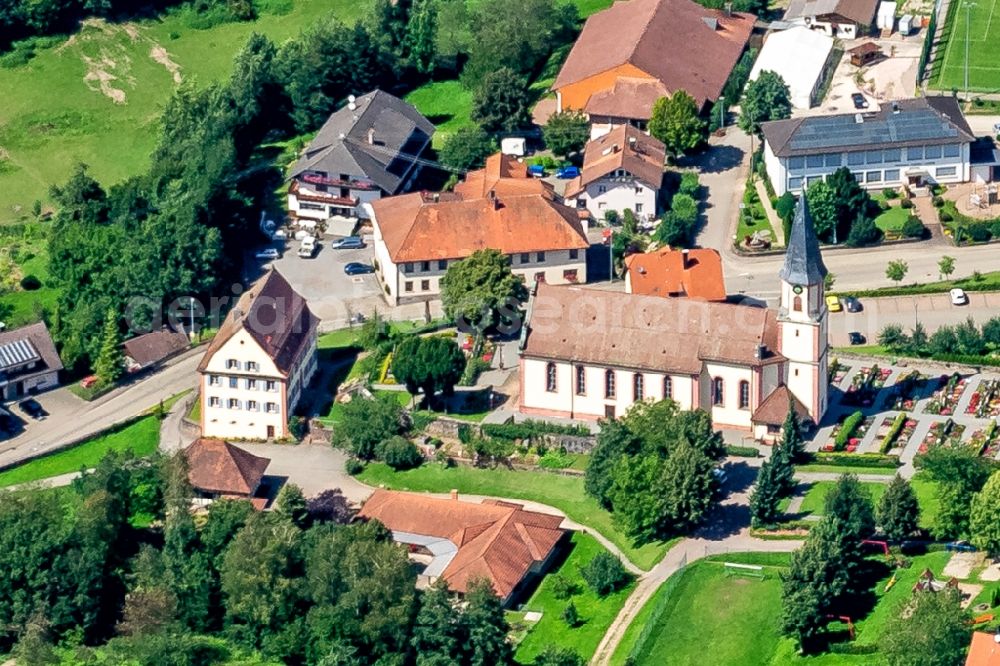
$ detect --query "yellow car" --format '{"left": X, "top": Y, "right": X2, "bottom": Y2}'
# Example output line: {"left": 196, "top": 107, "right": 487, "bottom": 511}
{"left": 826, "top": 295, "right": 842, "bottom": 312}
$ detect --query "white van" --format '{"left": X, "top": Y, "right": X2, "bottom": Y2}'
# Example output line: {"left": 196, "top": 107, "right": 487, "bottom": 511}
{"left": 297, "top": 236, "right": 317, "bottom": 258}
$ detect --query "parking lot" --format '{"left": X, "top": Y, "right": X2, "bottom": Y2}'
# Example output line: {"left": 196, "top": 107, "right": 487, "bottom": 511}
{"left": 256, "top": 232, "right": 443, "bottom": 330}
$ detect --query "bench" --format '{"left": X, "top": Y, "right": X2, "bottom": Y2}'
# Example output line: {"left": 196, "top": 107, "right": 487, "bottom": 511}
{"left": 723, "top": 562, "right": 766, "bottom": 579}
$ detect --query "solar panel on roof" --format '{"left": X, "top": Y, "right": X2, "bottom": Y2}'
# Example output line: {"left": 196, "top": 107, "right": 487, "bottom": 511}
{"left": 0, "top": 339, "right": 40, "bottom": 371}
{"left": 787, "top": 109, "right": 959, "bottom": 152}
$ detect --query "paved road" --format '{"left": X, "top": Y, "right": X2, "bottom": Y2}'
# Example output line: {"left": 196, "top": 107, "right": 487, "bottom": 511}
{"left": 0, "top": 349, "right": 201, "bottom": 469}
{"left": 828, "top": 291, "right": 1000, "bottom": 345}
{"left": 589, "top": 458, "right": 802, "bottom": 665}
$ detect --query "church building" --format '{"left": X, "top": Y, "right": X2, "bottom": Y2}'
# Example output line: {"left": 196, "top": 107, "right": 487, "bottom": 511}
{"left": 517, "top": 197, "right": 829, "bottom": 438}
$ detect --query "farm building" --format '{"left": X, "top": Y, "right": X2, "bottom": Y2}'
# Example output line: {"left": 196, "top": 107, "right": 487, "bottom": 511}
{"left": 749, "top": 27, "right": 836, "bottom": 109}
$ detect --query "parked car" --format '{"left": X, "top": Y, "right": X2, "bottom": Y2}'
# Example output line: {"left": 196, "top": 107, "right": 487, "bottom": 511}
{"left": 0, "top": 407, "right": 19, "bottom": 435}
{"left": 993, "top": 122, "right": 1000, "bottom": 136}
{"left": 527, "top": 164, "right": 545, "bottom": 178}
{"left": 344, "top": 262, "right": 375, "bottom": 275}
{"left": 18, "top": 398, "right": 46, "bottom": 420}
{"left": 297, "top": 236, "right": 317, "bottom": 258}
{"left": 826, "top": 295, "right": 842, "bottom": 312}
{"left": 946, "top": 540, "right": 977, "bottom": 553}
{"left": 851, "top": 93, "right": 869, "bottom": 110}
{"left": 843, "top": 296, "right": 863, "bottom": 313}
{"left": 329, "top": 236, "right": 365, "bottom": 250}
{"left": 254, "top": 248, "right": 280, "bottom": 260}
{"left": 950, "top": 288, "right": 968, "bottom": 305}
{"left": 712, "top": 467, "right": 728, "bottom": 485}
{"left": 848, "top": 331, "right": 866, "bottom": 345}
{"left": 556, "top": 166, "right": 580, "bottom": 179}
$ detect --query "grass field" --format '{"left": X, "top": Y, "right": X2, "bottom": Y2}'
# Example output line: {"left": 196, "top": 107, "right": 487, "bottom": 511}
{"left": 0, "top": 413, "right": 160, "bottom": 487}
{"left": 621, "top": 551, "right": 951, "bottom": 665}
{"left": 356, "top": 462, "right": 674, "bottom": 571}
{"left": 793, "top": 477, "right": 939, "bottom": 529}
{"left": 873, "top": 205, "right": 911, "bottom": 233}
{"left": 514, "top": 532, "right": 635, "bottom": 663}
{"left": 0, "top": 232, "right": 59, "bottom": 326}
{"left": 0, "top": 0, "right": 369, "bottom": 224}
{"left": 931, "top": 0, "right": 1000, "bottom": 92}
{"left": 405, "top": 80, "right": 474, "bottom": 149}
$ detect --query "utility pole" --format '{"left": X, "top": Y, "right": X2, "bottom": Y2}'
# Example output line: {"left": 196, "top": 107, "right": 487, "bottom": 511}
{"left": 719, "top": 96, "right": 725, "bottom": 129}
{"left": 964, "top": 1, "right": 977, "bottom": 98}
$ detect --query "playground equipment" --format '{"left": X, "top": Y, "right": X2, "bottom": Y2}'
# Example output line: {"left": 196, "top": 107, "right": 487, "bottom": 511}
{"left": 861, "top": 539, "right": 890, "bottom": 559}
{"left": 884, "top": 573, "right": 898, "bottom": 592}
{"left": 825, "top": 615, "right": 856, "bottom": 640}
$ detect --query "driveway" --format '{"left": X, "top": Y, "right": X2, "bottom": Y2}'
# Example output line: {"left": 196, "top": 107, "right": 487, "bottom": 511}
{"left": 0, "top": 348, "right": 202, "bottom": 469}
{"left": 687, "top": 125, "right": 752, "bottom": 253}
{"left": 828, "top": 291, "right": 1000, "bottom": 346}
{"left": 235, "top": 442, "right": 373, "bottom": 502}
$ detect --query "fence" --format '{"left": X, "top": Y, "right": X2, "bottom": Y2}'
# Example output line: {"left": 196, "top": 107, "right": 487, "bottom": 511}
{"left": 625, "top": 554, "right": 689, "bottom": 665}
{"left": 917, "top": 0, "right": 941, "bottom": 85}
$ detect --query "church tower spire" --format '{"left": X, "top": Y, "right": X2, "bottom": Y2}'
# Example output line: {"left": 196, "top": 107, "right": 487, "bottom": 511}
{"left": 777, "top": 195, "right": 829, "bottom": 423}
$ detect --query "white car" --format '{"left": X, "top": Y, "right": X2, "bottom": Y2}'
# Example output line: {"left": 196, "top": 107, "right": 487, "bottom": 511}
{"left": 255, "top": 248, "right": 280, "bottom": 260}
{"left": 950, "top": 288, "right": 968, "bottom": 305}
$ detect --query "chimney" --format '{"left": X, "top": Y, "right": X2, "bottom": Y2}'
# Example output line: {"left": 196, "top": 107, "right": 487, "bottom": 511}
{"left": 488, "top": 189, "right": 501, "bottom": 209}
{"left": 433, "top": 193, "right": 440, "bottom": 203}
{"left": 450, "top": 489, "right": 459, "bottom": 501}
{"left": 367, "top": 127, "right": 376, "bottom": 145}
{"left": 755, "top": 344, "right": 766, "bottom": 360}
{"left": 681, "top": 248, "right": 690, "bottom": 269}
{"left": 891, "top": 101, "right": 900, "bottom": 114}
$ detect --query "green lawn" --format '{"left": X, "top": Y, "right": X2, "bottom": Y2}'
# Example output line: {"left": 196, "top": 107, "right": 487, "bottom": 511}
{"left": 873, "top": 206, "right": 910, "bottom": 233}
{"left": 0, "top": 0, "right": 369, "bottom": 224}
{"left": 930, "top": 0, "right": 1000, "bottom": 92}
{"left": 622, "top": 551, "right": 951, "bottom": 666}
{"left": 0, "top": 231, "right": 59, "bottom": 326}
{"left": 405, "top": 80, "right": 474, "bottom": 148}
{"left": 797, "top": 481, "right": 888, "bottom": 517}
{"left": 795, "top": 464, "right": 895, "bottom": 477}
{"left": 356, "top": 462, "right": 672, "bottom": 570}
{"left": 0, "top": 413, "right": 161, "bottom": 487}
{"left": 514, "top": 532, "right": 636, "bottom": 663}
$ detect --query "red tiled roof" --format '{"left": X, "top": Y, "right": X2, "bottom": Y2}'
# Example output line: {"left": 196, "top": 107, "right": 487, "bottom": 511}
{"left": 584, "top": 78, "right": 669, "bottom": 121}
{"left": 184, "top": 438, "right": 270, "bottom": 496}
{"left": 371, "top": 153, "right": 589, "bottom": 263}
{"left": 565, "top": 125, "right": 665, "bottom": 196}
{"left": 966, "top": 631, "right": 1000, "bottom": 666}
{"left": 624, "top": 248, "right": 726, "bottom": 301}
{"left": 522, "top": 282, "right": 783, "bottom": 374}
{"left": 357, "top": 490, "right": 567, "bottom": 599}
{"left": 752, "top": 385, "right": 810, "bottom": 426}
{"left": 123, "top": 329, "right": 190, "bottom": 369}
{"left": 554, "top": 0, "right": 755, "bottom": 109}
{"left": 197, "top": 270, "right": 318, "bottom": 376}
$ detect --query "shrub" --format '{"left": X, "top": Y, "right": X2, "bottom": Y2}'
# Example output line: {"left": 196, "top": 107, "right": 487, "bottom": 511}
{"left": 551, "top": 574, "right": 577, "bottom": 600}
{"left": 833, "top": 410, "right": 864, "bottom": 451}
{"left": 932, "top": 196, "right": 944, "bottom": 208}
{"left": 808, "top": 452, "right": 900, "bottom": 469}
{"left": 725, "top": 445, "right": 760, "bottom": 458}
{"left": 481, "top": 419, "right": 589, "bottom": 441}
{"left": 880, "top": 412, "right": 907, "bottom": 454}
{"left": 900, "top": 198, "right": 914, "bottom": 209}
{"left": 882, "top": 188, "right": 899, "bottom": 199}
{"left": 679, "top": 172, "right": 700, "bottom": 197}
{"left": 562, "top": 601, "right": 579, "bottom": 627}
{"left": 991, "top": 220, "right": 1000, "bottom": 239}
{"left": 19, "top": 274, "right": 41, "bottom": 290}
{"left": 345, "top": 458, "right": 365, "bottom": 475}
{"left": 377, "top": 436, "right": 423, "bottom": 470}
{"left": 901, "top": 216, "right": 926, "bottom": 239}
{"left": 287, "top": 416, "right": 308, "bottom": 440}
{"left": 939, "top": 211, "right": 953, "bottom": 223}
{"left": 967, "top": 224, "right": 993, "bottom": 242}
{"left": 581, "top": 552, "right": 632, "bottom": 596}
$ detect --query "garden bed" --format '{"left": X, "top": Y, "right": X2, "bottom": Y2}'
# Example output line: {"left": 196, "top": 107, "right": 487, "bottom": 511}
{"left": 967, "top": 379, "right": 1000, "bottom": 418}
{"left": 923, "top": 373, "right": 966, "bottom": 415}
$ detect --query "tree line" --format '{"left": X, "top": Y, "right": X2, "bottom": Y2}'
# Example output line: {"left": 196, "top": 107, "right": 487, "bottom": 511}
{"left": 0, "top": 450, "right": 591, "bottom": 665}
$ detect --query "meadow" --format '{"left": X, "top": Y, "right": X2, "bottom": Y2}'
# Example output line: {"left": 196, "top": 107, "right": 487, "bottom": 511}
{"left": 0, "top": 0, "right": 369, "bottom": 224}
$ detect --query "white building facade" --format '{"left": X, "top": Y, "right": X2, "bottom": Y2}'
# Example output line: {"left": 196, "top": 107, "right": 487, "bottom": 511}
{"left": 762, "top": 97, "right": 976, "bottom": 196}
{"left": 198, "top": 271, "right": 318, "bottom": 441}
{"left": 518, "top": 196, "right": 829, "bottom": 437}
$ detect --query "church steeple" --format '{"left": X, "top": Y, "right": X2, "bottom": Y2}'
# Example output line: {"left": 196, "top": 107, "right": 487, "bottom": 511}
{"left": 779, "top": 195, "right": 828, "bottom": 286}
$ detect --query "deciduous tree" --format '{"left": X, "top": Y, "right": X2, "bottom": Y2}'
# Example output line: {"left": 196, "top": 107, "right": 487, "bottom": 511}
{"left": 471, "top": 67, "right": 532, "bottom": 133}
{"left": 739, "top": 71, "right": 792, "bottom": 135}
{"left": 543, "top": 111, "right": 590, "bottom": 158}
{"left": 463, "top": 578, "right": 513, "bottom": 666}
{"left": 440, "top": 249, "right": 526, "bottom": 335}
{"left": 276, "top": 483, "right": 309, "bottom": 528}
{"left": 412, "top": 579, "right": 465, "bottom": 666}
{"left": 970, "top": 470, "right": 1000, "bottom": 555}
{"left": 335, "top": 393, "right": 405, "bottom": 460}
{"left": 882, "top": 587, "right": 970, "bottom": 666}
{"left": 648, "top": 92, "right": 705, "bottom": 158}
{"left": 938, "top": 255, "right": 956, "bottom": 280}
{"left": 886, "top": 259, "right": 909, "bottom": 285}
{"left": 439, "top": 126, "right": 497, "bottom": 171}
{"left": 391, "top": 335, "right": 467, "bottom": 402}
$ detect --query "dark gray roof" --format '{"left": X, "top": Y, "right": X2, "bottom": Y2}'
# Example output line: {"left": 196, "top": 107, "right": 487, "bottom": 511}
{"left": 289, "top": 90, "right": 435, "bottom": 194}
{"left": 762, "top": 97, "right": 975, "bottom": 158}
{"left": 0, "top": 322, "right": 63, "bottom": 378}
{"left": 779, "top": 195, "right": 827, "bottom": 286}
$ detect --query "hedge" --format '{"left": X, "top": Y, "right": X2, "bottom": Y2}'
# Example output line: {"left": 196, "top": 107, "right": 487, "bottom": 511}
{"left": 725, "top": 445, "right": 760, "bottom": 458}
{"left": 807, "top": 452, "right": 900, "bottom": 469}
{"left": 833, "top": 410, "right": 864, "bottom": 451}
{"left": 480, "top": 419, "right": 590, "bottom": 441}
{"left": 880, "top": 412, "right": 907, "bottom": 454}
